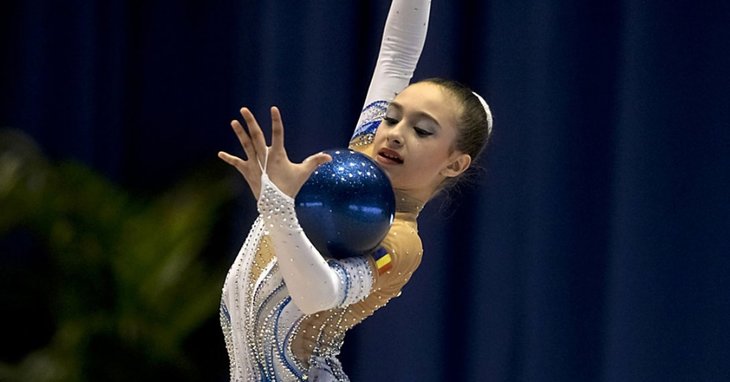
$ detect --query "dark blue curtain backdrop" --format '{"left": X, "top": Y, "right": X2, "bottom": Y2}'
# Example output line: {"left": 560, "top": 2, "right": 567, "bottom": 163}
{"left": 2, "top": 0, "right": 729, "bottom": 381}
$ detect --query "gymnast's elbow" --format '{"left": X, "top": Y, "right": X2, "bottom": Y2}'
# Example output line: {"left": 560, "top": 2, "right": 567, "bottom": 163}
{"left": 290, "top": 282, "right": 341, "bottom": 315}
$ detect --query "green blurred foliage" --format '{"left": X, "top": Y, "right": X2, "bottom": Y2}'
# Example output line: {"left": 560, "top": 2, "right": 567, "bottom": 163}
{"left": 0, "top": 129, "right": 236, "bottom": 381}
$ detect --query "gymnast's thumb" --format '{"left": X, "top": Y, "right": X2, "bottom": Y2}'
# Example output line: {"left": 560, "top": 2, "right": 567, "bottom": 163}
{"left": 303, "top": 152, "right": 332, "bottom": 174}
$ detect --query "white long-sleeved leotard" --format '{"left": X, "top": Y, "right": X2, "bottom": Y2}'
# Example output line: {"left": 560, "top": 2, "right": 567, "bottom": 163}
{"left": 220, "top": 1, "right": 430, "bottom": 381}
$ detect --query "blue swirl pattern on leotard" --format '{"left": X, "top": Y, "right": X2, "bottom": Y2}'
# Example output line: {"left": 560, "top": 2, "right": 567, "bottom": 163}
{"left": 350, "top": 100, "right": 388, "bottom": 146}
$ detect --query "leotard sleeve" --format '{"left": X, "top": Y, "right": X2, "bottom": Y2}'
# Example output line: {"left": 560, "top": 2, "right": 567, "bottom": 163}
{"left": 350, "top": 0, "right": 431, "bottom": 146}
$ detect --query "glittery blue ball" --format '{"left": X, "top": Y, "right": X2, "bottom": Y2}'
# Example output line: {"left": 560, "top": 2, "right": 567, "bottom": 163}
{"left": 295, "top": 149, "right": 395, "bottom": 259}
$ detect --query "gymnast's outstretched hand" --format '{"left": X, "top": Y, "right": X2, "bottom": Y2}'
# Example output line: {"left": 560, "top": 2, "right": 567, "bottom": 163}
{"left": 218, "top": 106, "right": 332, "bottom": 199}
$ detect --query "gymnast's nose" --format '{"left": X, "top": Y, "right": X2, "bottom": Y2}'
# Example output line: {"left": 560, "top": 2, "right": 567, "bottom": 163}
{"left": 385, "top": 123, "right": 405, "bottom": 147}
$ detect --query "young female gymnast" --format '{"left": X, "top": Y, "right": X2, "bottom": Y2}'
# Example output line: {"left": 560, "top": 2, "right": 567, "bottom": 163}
{"left": 218, "top": 0, "right": 493, "bottom": 380}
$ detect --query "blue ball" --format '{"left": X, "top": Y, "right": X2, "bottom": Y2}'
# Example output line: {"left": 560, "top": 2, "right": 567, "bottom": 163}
{"left": 295, "top": 149, "right": 395, "bottom": 259}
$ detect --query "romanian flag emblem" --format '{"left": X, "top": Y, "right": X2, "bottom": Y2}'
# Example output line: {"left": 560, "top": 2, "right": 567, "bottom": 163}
{"left": 372, "top": 247, "right": 392, "bottom": 275}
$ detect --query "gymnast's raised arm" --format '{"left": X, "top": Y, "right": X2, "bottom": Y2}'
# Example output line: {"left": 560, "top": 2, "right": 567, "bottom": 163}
{"left": 351, "top": 0, "right": 431, "bottom": 145}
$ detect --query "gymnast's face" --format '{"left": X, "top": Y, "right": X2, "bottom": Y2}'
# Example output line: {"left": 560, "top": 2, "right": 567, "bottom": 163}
{"left": 372, "top": 82, "right": 471, "bottom": 201}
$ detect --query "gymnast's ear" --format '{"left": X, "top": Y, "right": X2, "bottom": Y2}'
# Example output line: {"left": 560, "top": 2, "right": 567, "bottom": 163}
{"left": 441, "top": 153, "right": 471, "bottom": 178}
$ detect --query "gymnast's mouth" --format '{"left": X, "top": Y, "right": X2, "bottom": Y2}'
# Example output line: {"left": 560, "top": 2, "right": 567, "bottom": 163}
{"left": 376, "top": 148, "right": 404, "bottom": 165}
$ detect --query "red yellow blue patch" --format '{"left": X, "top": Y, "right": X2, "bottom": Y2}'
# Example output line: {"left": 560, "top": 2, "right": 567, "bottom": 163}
{"left": 372, "top": 247, "right": 392, "bottom": 275}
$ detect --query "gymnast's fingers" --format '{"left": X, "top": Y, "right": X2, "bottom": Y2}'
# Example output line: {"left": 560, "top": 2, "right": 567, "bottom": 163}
{"left": 231, "top": 119, "right": 255, "bottom": 161}
{"left": 270, "top": 106, "right": 285, "bottom": 151}
{"left": 218, "top": 151, "right": 246, "bottom": 172}
{"left": 240, "top": 107, "right": 268, "bottom": 162}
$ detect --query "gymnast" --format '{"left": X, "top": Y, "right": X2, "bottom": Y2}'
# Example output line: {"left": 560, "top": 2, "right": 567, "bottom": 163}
{"left": 218, "top": 0, "right": 493, "bottom": 380}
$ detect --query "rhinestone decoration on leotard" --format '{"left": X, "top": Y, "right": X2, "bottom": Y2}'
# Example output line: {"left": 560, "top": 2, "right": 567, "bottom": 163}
{"left": 257, "top": 174, "right": 300, "bottom": 235}
{"left": 328, "top": 256, "right": 374, "bottom": 306}
{"left": 350, "top": 100, "right": 388, "bottom": 147}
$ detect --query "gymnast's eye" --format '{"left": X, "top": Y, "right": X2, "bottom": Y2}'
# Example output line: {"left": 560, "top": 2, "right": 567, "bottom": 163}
{"left": 383, "top": 116, "right": 399, "bottom": 126}
{"left": 414, "top": 127, "right": 433, "bottom": 137}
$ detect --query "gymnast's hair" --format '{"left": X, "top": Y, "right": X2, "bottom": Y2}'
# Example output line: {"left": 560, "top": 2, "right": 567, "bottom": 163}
{"left": 419, "top": 77, "right": 493, "bottom": 191}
